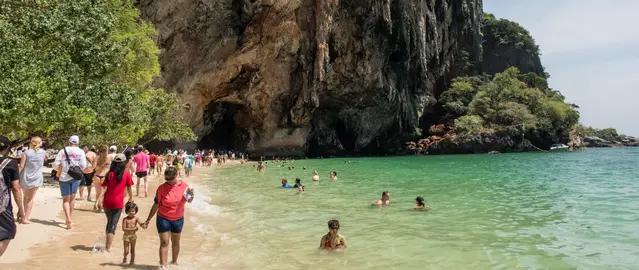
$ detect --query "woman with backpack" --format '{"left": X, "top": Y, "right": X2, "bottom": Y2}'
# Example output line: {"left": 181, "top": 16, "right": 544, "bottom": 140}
{"left": 52, "top": 136, "right": 87, "bottom": 230}
{"left": 0, "top": 135, "right": 24, "bottom": 257}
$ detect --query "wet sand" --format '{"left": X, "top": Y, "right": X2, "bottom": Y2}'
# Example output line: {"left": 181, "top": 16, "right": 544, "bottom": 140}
{"left": 0, "top": 162, "right": 236, "bottom": 269}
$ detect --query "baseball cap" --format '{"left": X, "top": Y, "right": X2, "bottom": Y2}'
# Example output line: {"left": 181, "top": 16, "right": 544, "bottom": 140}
{"left": 109, "top": 145, "right": 117, "bottom": 151}
{"left": 0, "top": 135, "right": 10, "bottom": 150}
{"left": 113, "top": 153, "right": 126, "bottom": 163}
{"left": 69, "top": 135, "right": 80, "bottom": 145}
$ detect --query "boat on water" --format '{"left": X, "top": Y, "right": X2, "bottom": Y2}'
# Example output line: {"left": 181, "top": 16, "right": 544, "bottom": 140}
{"left": 550, "top": 143, "right": 570, "bottom": 151}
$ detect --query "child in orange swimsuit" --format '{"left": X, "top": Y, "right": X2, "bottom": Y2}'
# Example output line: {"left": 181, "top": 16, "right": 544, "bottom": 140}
{"left": 319, "top": 219, "right": 347, "bottom": 250}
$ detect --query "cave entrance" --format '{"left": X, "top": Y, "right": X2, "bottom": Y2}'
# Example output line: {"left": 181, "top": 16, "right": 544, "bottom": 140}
{"left": 198, "top": 101, "right": 248, "bottom": 151}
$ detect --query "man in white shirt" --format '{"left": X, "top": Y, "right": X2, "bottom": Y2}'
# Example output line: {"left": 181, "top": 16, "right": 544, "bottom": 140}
{"left": 52, "top": 135, "right": 87, "bottom": 230}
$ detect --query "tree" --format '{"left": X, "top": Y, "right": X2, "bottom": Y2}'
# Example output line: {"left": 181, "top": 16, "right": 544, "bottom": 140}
{"left": 0, "top": 0, "right": 194, "bottom": 146}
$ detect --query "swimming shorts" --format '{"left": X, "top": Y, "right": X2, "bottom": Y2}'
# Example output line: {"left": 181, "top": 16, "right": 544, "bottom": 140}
{"left": 156, "top": 216, "right": 184, "bottom": 233}
{"left": 122, "top": 233, "right": 137, "bottom": 242}
{"left": 59, "top": 179, "right": 81, "bottom": 196}
{"left": 135, "top": 171, "right": 147, "bottom": 178}
{"left": 81, "top": 172, "right": 94, "bottom": 187}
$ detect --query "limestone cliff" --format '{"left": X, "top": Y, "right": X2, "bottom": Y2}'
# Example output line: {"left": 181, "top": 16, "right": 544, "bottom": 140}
{"left": 481, "top": 13, "right": 545, "bottom": 78}
{"left": 138, "top": 0, "right": 483, "bottom": 157}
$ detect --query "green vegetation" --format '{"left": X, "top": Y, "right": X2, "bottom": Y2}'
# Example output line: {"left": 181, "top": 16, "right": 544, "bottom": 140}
{"left": 482, "top": 13, "right": 540, "bottom": 56}
{"left": 0, "top": 1, "right": 195, "bottom": 146}
{"left": 441, "top": 67, "right": 579, "bottom": 143}
{"left": 574, "top": 125, "right": 620, "bottom": 139}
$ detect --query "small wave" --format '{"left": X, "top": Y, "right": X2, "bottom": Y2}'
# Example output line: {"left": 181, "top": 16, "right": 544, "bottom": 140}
{"left": 188, "top": 198, "right": 221, "bottom": 216}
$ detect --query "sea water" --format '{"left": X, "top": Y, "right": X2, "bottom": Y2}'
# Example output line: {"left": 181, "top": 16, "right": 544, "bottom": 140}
{"left": 187, "top": 148, "right": 639, "bottom": 270}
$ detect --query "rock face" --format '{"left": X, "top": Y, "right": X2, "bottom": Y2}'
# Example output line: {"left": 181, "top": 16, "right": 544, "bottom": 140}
{"left": 583, "top": 136, "right": 639, "bottom": 148}
{"left": 138, "top": 0, "right": 483, "bottom": 157}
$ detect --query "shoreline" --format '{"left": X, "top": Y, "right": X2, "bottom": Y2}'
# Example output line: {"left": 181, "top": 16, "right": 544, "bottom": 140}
{"left": 0, "top": 161, "right": 242, "bottom": 269}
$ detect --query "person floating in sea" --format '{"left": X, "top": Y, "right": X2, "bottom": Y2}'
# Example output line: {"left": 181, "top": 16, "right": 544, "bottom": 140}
{"left": 413, "top": 196, "right": 431, "bottom": 210}
{"left": 375, "top": 191, "right": 391, "bottom": 207}
{"left": 293, "top": 178, "right": 302, "bottom": 188}
{"left": 122, "top": 201, "right": 142, "bottom": 265}
{"left": 312, "top": 170, "right": 320, "bottom": 181}
{"left": 303, "top": 167, "right": 307, "bottom": 171}
{"left": 281, "top": 179, "right": 292, "bottom": 188}
{"left": 329, "top": 171, "right": 337, "bottom": 180}
{"left": 297, "top": 185, "right": 304, "bottom": 193}
{"left": 257, "top": 161, "right": 265, "bottom": 172}
{"left": 319, "top": 220, "right": 346, "bottom": 250}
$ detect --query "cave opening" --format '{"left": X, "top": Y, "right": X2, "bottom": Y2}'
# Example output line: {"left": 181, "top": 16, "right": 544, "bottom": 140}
{"left": 420, "top": 73, "right": 449, "bottom": 133}
{"left": 198, "top": 101, "right": 248, "bottom": 151}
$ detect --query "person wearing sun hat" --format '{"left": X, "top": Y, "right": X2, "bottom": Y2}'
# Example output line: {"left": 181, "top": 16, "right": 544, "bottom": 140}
{"left": 0, "top": 135, "right": 24, "bottom": 257}
{"left": 52, "top": 135, "right": 87, "bottom": 229}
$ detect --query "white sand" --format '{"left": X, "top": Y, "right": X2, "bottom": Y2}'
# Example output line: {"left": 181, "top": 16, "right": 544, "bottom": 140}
{"left": 2, "top": 186, "right": 67, "bottom": 263}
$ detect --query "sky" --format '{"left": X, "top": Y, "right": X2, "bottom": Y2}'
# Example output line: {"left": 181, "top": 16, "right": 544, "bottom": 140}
{"left": 483, "top": 0, "right": 639, "bottom": 136}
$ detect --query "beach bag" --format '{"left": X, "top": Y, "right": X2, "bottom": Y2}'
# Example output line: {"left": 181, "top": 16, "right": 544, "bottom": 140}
{"left": 63, "top": 147, "right": 84, "bottom": 180}
{"left": 0, "top": 158, "right": 12, "bottom": 214}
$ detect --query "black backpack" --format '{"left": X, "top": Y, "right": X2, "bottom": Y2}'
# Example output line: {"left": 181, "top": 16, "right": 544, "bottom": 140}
{"left": 63, "top": 147, "right": 84, "bottom": 180}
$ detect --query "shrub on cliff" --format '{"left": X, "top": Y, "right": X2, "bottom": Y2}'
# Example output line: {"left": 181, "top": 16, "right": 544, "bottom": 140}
{"left": 442, "top": 67, "right": 579, "bottom": 145}
{"left": 0, "top": 0, "right": 195, "bottom": 146}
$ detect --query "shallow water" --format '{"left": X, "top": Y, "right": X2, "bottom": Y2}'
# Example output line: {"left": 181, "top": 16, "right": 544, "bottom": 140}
{"left": 190, "top": 148, "right": 639, "bottom": 270}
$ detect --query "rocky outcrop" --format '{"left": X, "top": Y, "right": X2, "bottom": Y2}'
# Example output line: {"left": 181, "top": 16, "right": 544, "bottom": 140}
{"left": 138, "top": 0, "right": 484, "bottom": 157}
{"left": 428, "top": 133, "right": 534, "bottom": 154}
{"left": 481, "top": 13, "right": 545, "bottom": 78}
{"left": 583, "top": 136, "right": 639, "bottom": 148}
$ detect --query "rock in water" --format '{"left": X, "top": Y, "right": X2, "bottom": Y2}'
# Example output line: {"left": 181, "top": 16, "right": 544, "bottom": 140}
{"left": 137, "top": 0, "right": 483, "bottom": 157}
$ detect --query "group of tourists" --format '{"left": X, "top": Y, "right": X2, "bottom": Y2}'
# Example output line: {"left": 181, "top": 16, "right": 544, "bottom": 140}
{"left": 0, "top": 135, "right": 196, "bottom": 268}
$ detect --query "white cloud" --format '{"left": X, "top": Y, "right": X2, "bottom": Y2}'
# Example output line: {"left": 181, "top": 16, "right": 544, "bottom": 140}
{"left": 484, "top": 0, "right": 639, "bottom": 136}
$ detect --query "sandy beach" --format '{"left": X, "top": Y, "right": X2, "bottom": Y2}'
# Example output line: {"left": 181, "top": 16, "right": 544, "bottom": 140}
{"left": 0, "top": 162, "right": 233, "bottom": 269}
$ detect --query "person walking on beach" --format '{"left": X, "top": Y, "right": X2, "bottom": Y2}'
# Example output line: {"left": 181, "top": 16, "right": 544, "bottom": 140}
{"left": 375, "top": 191, "right": 391, "bottom": 207}
{"left": 133, "top": 146, "right": 150, "bottom": 197}
{"left": 149, "top": 152, "right": 157, "bottom": 176}
{"left": 142, "top": 167, "right": 194, "bottom": 267}
{"left": 0, "top": 135, "right": 24, "bottom": 257}
{"left": 18, "top": 136, "right": 46, "bottom": 224}
{"left": 80, "top": 145, "right": 97, "bottom": 201}
{"left": 52, "top": 136, "right": 87, "bottom": 230}
{"left": 93, "top": 146, "right": 110, "bottom": 211}
{"left": 319, "top": 220, "right": 347, "bottom": 250}
{"left": 96, "top": 153, "right": 133, "bottom": 252}
{"left": 156, "top": 153, "right": 165, "bottom": 175}
{"left": 122, "top": 201, "right": 142, "bottom": 265}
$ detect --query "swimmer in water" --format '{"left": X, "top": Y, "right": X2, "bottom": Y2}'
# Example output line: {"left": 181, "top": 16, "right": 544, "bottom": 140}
{"left": 303, "top": 167, "right": 307, "bottom": 171}
{"left": 281, "top": 179, "right": 292, "bottom": 188}
{"left": 312, "top": 170, "right": 320, "bottom": 181}
{"left": 298, "top": 185, "right": 304, "bottom": 193}
{"left": 329, "top": 171, "right": 337, "bottom": 180}
{"left": 257, "top": 161, "right": 265, "bottom": 172}
{"left": 413, "top": 196, "right": 431, "bottom": 210}
{"left": 319, "top": 219, "right": 346, "bottom": 250}
{"left": 375, "top": 191, "right": 390, "bottom": 206}
{"left": 293, "top": 178, "right": 302, "bottom": 188}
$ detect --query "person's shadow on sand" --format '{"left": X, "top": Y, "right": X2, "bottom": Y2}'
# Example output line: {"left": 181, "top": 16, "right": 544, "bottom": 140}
{"left": 100, "top": 262, "right": 157, "bottom": 269}
{"left": 29, "top": 218, "right": 66, "bottom": 229}
{"left": 70, "top": 245, "right": 94, "bottom": 252}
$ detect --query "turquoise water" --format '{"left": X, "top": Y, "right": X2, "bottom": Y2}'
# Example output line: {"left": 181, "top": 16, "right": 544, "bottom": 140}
{"left": 192, "top": 148, "right": 639, "bottom": 269}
